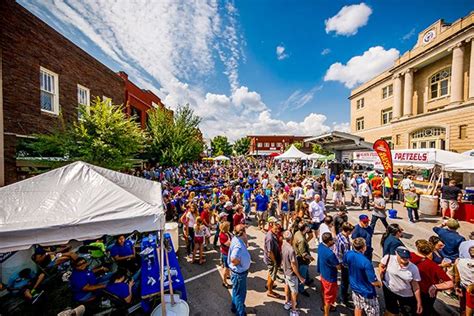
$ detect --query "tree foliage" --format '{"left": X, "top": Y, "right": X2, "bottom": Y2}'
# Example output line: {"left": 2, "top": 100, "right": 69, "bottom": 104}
{"left": 286, "top": 141, "right": 303, "bottom": 150}
{"left": 26, "top": 97, "right": 146, "bottom": 169}
{"left": 312, "top": 144, "right": 332, "bottom": 156}
{"left": 233, "top": 137, "right": 251, "bottom": 156}
{"left": 211, "top": 135, "right": 232, "bottom": 156}
{"left": 147, "top": 104, "right": 203, "bottom": 166}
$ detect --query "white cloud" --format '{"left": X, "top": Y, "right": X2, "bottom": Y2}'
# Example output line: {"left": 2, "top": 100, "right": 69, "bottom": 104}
{"left": 276, "top": 44, "right": 289, "bottom": 60}
{"left": 21, "top": 0, "right": 347, "bottom": 141}
{"left": 332, "top": 122, "right": 350, "bottom": 133}
{"left": 402, "top": 27, "right": 416, "bottom": 41}
{"left": 324, "top": 46, "right": 399, "bottom": 88}
{"left": 280, "top": 85, "right": 323, "bottom": 113}
{"left": 325, "top": 3, "right": 372, "bottom": 36}
{"left": 321, "top": 48, "right": 331, "bottom": 56}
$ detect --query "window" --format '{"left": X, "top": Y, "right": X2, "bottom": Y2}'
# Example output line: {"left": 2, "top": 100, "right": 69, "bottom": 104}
{"left": 77, "top": 85, "right": 90, "bottom": 120}
{"left": 151, "top": 101, "right": 159, "bottom": 109}
{"left": 410, "top": 127, "right": 446, "bottom": 150}
{"left": 395, "top": 134, "right": 401, "bottom": 145}
{"left": 382, "top": 84, "right": 393, "bottom": 99}
{"left": 264, "top": 142, "right": 270, "bottom": 147}
{"left": 356, "top": 98, "right": 364, "bottom": 109}
{"left": 257, "top": 142, "right": 263, "bottom": 148}
{"left": 271, "top": 142, "right": 275, "bottom": 147}
{"left": 40, "top": 67, "right": 59, "bottom": 114}
{"left": 429, "top": 68, "right": 451, "bottom": 99}
{"left": 356, "top": 117, "right": 364, "bottom": 131}
{"left": 459, "top": 125, "right": 467, "bottom": 139}
{"left": 131, "top": 107, "right": 142, "bottom": 125}
{"left": 276, "top": 142, "right": 282, "bottom": 148}
{"left": 381, "top": 108, "right": 393, "bottom": 125}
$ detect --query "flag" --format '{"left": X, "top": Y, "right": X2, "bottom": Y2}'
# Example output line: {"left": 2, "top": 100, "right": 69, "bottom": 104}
{"left": 373, "top": 139, "right": 394, "bottom": 188}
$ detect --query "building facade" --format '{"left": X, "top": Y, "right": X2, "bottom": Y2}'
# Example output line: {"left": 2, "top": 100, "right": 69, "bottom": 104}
{"left": 118, "top": 71, "right": 166, "bottom": 129}
{"left": 0, "top": 1, "right": 125, "bottom": 185}
{"left": 350, "top": 12, "right": 474, "bottom": 153}
{"left": 247, "top": 135, "right": 312, "bottom": 155}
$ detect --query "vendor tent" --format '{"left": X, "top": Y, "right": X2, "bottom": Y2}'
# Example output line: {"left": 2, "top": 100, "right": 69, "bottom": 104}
{"left": 304, "top": 153, "right": 326, "bottom": 160}
{"left": 353, "top": 149, "right": 469, "bottom": 169}
{"left": 213, "top": 155, "right": 230, "bottom": 161}
{"left": 445, "top": 159, "right": 474, "bottom": 173}
{"left": 0, "top": 161, "right": 165, "bottom": 253}
{"left": 274, "top": 145, "right": 308, "bottom": 160}
{"left": 462, "top": 149, "right": 474, "bottom": 157}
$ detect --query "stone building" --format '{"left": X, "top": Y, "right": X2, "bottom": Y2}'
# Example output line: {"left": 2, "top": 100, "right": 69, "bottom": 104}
{"left": 350, "top": 12, "right": 474, "bottom": 153}
{"left": 248, "top": 135, "right": 312, "bottom": 155}
{"left": 0, "top": 1, "right": 125, "bottom": 185}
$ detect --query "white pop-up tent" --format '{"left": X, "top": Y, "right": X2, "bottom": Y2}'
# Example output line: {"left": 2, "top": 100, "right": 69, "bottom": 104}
{"left": 274, "top": 145, "right": 308, "bottom": 160}
{"left": 304, "top": 153, "right": 326, "bottom": 160}
{"left": 445, "top": 159, "right": 474, "bottom": 173}
{"left": 0, "top": 161, "right": 165, "bottom": 253}
{"left": 213, "top": 155, "right": 230, "bottom": 161}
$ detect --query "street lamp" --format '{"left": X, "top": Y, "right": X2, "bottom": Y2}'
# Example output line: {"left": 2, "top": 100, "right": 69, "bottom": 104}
{"left": 256, "top": 137, "right": 259, "bottom": 156}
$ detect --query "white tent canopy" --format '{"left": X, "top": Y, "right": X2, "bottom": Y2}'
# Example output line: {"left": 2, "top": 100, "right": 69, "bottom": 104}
{"left": 0, "top": 161, "right": 165, "bottom": 253}
{"left": 462, "top": 149, "right": 474, "bottom": 158}
{"left": 303, "top": 153, "right": 326, "bottom": 160}
{"left": 274, "top": 145, "right": 308, "bottom": 161}
{"left": 353, "top": 149, "right": 470, "bottom": 169}
{"left": 445, "top": 159, "right": 474, "bottom": 173}
{"left": 213, "top": 155, "right": 230, "bottom": 161}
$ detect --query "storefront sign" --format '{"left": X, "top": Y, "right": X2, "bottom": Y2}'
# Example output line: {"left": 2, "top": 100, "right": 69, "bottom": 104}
{"left": 373, "top": 139, "right": 394, "bottom": 187}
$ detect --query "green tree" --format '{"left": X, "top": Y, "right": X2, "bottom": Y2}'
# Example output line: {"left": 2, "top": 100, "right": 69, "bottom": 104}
{"left": 211, "top": 136, "right": 232, "bottom": 156}
{"left": 233, "top": 137, "right": 251, "bottom": 156}
{"left": 312, "top": 143, "right": 332, "bottom": 156}
{"left": 147, "top": 104, "right": 203, "bottom": 166}
{"left": 27, "top": 97, "right": 146, "bottom": 169}
{"left": 286, "top": 141, "right": 303, "bottom": 150}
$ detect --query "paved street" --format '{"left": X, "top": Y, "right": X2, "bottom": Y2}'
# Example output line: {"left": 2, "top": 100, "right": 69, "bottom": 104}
{"left": 177, "top": 190, "right": 472, "bottom": 315}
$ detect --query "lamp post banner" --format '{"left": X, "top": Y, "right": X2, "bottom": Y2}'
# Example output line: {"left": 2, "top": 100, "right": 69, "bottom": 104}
{"left": 373, "top": 139, "right": 394, "bottom": 188}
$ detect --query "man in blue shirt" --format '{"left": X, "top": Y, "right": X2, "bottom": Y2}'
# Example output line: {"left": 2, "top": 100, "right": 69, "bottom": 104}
{"left": 343, "top": 237, "right": 382, "bottom": 316}
{"left": 433, "top": 218, "right": 466, "bottom": 261}
{"left": 70, "top": 257, "right": 109, "bottom": 302}
{"left": 243, "top": 184, "right": 253, "bottom": 218}
{"left": 110, "top": 235, "right": 138, "bottom": 273}
{"left": 351, "top": 214, "right": 374, "bottom": 261}
{"left": 105, "top": 269, "right": 135, "bottom": 304}
{"left": 228, "top": 224, "right": 251, "bottom": 316}
{"left": 317, "top": 233, "right": 340, "bottom": 316}
{"left": 255, "top": 189, "right": 269, "bottom": 230}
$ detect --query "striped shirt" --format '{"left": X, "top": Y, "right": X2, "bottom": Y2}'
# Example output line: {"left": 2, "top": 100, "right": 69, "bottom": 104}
{"left": 335, "top": 232, "right": 351, "bottom": 263}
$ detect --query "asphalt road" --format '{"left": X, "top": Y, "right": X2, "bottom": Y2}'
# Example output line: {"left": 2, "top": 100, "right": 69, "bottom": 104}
{"left": 176, "top": 191, "right": 470, "bottom": 315}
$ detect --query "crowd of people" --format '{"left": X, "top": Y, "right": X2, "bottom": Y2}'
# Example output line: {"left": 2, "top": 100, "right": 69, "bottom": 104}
{"left": 157, "top": 157, "right": 473, "bottom": 316}
{"left": 1, "top": 157, "right": 473, "bottom": 316}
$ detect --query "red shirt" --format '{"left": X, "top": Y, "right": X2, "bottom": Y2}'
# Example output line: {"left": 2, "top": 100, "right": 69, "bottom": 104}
{"left": 219, "top": 232, "right": 231, "bottom": 255}
{"left": 223, "top": 188, "right": 233, "bottom": 199}
{"left": 233, "top": 213, "right": 245, "bottom": 227}
{"left": 200, "top": 210, "right": 210, "bottom": 226}
{"left": 410, "top": 253, "right": 451, "bottom": 294}
{"left": 370, "top": 177, "right": 382, "bottom": 191}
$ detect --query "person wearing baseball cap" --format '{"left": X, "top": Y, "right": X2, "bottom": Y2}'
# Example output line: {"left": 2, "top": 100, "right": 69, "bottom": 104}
{"left": 379, "top": 246, "right": 422, "bottom": 315}
{"left": 224, "top": 201, "right": 236, "bottom": 233}
{"left": 433, "top": 218, "right": 466, "bottom": 261}
{"left": 351, "top": 215, "right": 374, "bottom": 261}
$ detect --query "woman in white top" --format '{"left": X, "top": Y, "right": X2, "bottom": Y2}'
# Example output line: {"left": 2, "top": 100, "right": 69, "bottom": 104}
{"left": 379, "top": 246, "right": 422, "bottom": 315}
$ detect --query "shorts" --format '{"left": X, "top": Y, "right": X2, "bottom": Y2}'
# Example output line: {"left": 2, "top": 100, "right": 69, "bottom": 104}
{"left": 466, "top": 287, "right": 474, "bottom": 309}
{"left": 321, "top": 277, "right": 338, "bottom": 305}
{"left": 333, "top": 191, "right": 343, "bottom": 202}
{"left": 221, "top": 254, "right": 229, "bottom": 268}
{"left": 382, "top": 284, "right": 416, "bottom": 315}
{"left": 243, "top": 200, "right": 250, "bottom": 214}
{"left": 267, "top": 262, "right": 279, "bottom": 281}
{"left": 310, "top": 222, "right": 321, "bottom": 231}
{"left": 194, "top": 236, "right": 204, "bottom": 244}
{"left": 256, "top": 211, "right": 268, "bottom": 223}
{"left": 441, "top": 199, "right": 459, "bottom": 211}
{"left": 284, "top": 274, "right": 298, "bottom": 294}
{"left": 352, "top": 292, "right": 380, "bottom": 316}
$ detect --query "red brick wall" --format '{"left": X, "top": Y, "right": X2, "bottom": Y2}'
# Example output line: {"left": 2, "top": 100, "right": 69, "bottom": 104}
{"left": 1, "top": 0, "right": 125, "bottom": 184}
{"left": 248, "top": 135, "right": 312, "bottom": 153}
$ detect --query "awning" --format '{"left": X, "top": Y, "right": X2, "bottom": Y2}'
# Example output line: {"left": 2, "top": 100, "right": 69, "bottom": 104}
{"left": 304, "top": 131, "right": 373, "bottom": 152}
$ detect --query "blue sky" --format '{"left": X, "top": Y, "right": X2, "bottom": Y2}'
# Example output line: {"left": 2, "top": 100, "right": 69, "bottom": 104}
{"left": 19, "top": 0, "right": 473, "bottom": 140}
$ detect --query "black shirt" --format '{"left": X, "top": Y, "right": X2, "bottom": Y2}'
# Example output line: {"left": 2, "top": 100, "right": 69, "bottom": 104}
{"left": 334, "top": 214, "right": 348, "bottom": 234}
{"left": 441, "top": 185, "right": 462, "bottom": 201}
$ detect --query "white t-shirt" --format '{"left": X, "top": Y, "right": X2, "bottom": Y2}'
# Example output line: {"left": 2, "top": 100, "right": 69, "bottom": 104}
{"left": 458, "top": 240, "right": 474, "bottom": 259}
{"left": 400, "top": 178, "right": 413, "bottom": 191}
{"left": 359, "top": 183, "right": 370, "bottom": 197}
{"left": 305, "top": 188, "right": 315, "bottom": 201}
{"left": 319, "top": 223, "right": 332, "bottom": 243}
{"left": 261, "top": 178, "right": 269, "bottom": 190}
{"left": 381, "top": 255, "right": 421, "bottom": 297}
{"left": 293, "top": 186, "right": 303, "bottom": 201}
{"left": 457, "top": 258, "right": 474, "bottom": 287}
{"left": 186, "top": 212, "right": 196, "bottom": 228}
{"left": 309, "top": 200, "right": 325, "bottom": 223}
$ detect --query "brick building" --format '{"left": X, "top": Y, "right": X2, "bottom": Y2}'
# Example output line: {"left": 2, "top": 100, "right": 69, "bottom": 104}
{"left": 247, "top": 135, "right": 312, "bottom": 155}
{"left": 118, "top": 71, "right": 166, "bottom": 128}
{"left": 0, "top": 0, "right": 125, "bottom": 185}
{"left": 350, "top": 12, "right": 474, "bottom": 153}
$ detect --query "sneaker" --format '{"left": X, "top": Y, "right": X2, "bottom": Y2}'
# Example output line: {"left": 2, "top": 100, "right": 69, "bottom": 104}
{"left": 284, "top": 301, "right": 292, "bottom": 310}
{"left": 290, "top": 310, "right": 300, "bottom": 316}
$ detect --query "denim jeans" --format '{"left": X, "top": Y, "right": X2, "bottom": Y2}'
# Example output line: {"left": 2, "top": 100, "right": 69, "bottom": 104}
{"left": 407, "top": 207, "right": 419, "bottom": 221}
{"left": 231, "top": 271, "right": 248, "bottom": 316}
{"left": 339, "top": 266, "right": 349, "bottom": 303}
{"left": 298, "top": 264, "right": 309, "bottom": 293}
{"left": 370, "top": 215, "right": 388, "bottom": 231}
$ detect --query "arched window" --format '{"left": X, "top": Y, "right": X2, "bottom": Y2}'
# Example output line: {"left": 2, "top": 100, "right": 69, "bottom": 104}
{"left": 429, "top": 68, "right": 450, "bottom": 99}
{"left": 410, "top": 127, "right": 446, "bottom": 149}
